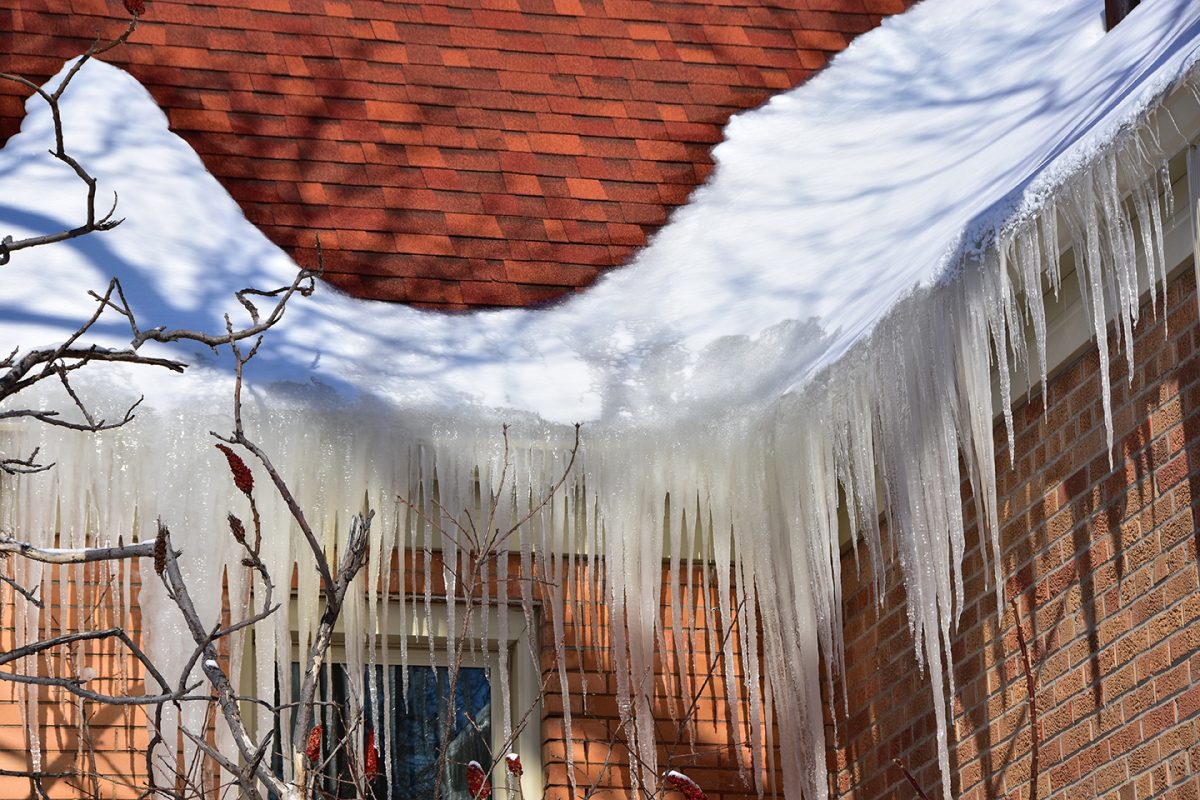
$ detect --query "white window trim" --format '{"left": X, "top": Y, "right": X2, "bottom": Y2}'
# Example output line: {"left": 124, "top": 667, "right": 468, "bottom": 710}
{"left": 1188, "top": 141, "right": 1200, "bottom": 296}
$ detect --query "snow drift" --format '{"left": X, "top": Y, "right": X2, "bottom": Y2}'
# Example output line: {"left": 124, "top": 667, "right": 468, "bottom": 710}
{"left": 2, "top": 0, "right": 1200, "bottom": 797}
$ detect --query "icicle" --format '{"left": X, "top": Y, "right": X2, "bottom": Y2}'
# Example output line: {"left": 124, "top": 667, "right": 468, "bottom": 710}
{"left": 657, "top": 493, "right": 679, "bottom": 722}
{"left": 1072, "top": 170, "right": 1118, "bottom": 462}
{"left": 496, "top": 536, "right": 512, "bottom": 748}
{"left": 667, "top": 503, "right": 688, "bottom": 723}
{"left": 1147, "top": 171, "right": 1171, "bottom": 327}
{"left": 1131, "top": 180, "right": 1161, "bottom": 320}
{"left": 1, "top": 64, "right": 1191, "bottom": 800}
{"left": 377, "top": 507, "right": 394, "bottom": 800}
{"left": 422, "top": 468, "right": 436, "bottom": 669}
{"left": 992, "top": 237, "right": 1019, "bottom": 463}
{"left": 697, "top": 507, "right": 719, "bottom": 744}
{"left": 400, "top": 471, "right": 416, "bottom": 713}
{"left": 566, "top": 481, "right": 584, "bottom": 706}
{"left": 1016, "top": 221, "right": 1049, "bottom": 401}
{"left": 220, "top": 555, "right": 250, "bottom": 791}
{"left": 682, "top": 498, "right": 701, "bottom": 749}
{"left": 529, "top": 453, "right": 576, "bottom": 798}
{"left": 517, "top": 487, "right": 537, "bottom": 675}
{"left": 589, "top": 497, "right": 605, "bottom": 673}
{"left": 711, "top": 511, "right": 747, "bottom": 780}
{"left": 576, "top": 492, "right": 594, "bottom": 710}
{"left": 1100, "top": 152, "right": 1139, "bottom": 375}
{"left": 116, "top": 536, "right": 133, "bottom": 703}
{"left": 21, "top": 555, "right": 45, "bottom": 776}
{"left": 344, "top": 510, "right": 367, "bottom": 778}
{"left": 763, "top": 671, "right": 777, "bottom": 800}
{"left": 365, "top": 492, "right": 385, "bottom": 795}
{"left": 442, "top": 467, "right": 459, "bottom": 674}
{"left": 735, "top": 555, "right": 765, "bottom": 797}
{"left": 478, "top": 544, "right": 490, "bottom": 656}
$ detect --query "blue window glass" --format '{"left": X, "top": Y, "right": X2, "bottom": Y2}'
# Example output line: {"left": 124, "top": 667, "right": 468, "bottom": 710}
{"left": 368, "top": 665, "right": 492, "bottom": 800}
{"left": 282, "top": 663, "right": 492, "bottom": 799}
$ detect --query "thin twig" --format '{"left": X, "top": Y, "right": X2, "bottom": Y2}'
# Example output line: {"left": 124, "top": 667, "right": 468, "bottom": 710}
{"left": 0, "top": 19, "right": 138, "bottom": 265}
{"left": 0, "top": 627, "right": 175, "bottom": 703}
{"left": 893, "top": 757, "right": 931, "bottom": 800}
{"left": 1011, "top": 596, "right": 1039, "bottom": 800}
{"left": 665, "top": 595, "right": 747, "bottom": 766}
{"left": 490, "top": 423, "right": 582, "bottom": 552}
{"left": 0, "top": 572, "right": 42, "bottom": 607}
{"left": 0, "top": 769, "right": 71, "bottom": 778}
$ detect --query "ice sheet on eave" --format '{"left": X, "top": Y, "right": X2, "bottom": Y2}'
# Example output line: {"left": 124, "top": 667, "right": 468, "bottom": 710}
{"left": 1, "top": 0, "right": 1198, "bottom": 430}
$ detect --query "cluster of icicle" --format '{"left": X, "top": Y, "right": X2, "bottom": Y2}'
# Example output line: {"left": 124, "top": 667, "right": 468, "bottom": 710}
{"left": 2, "top": 73, "right": 1197, "bottom": 800}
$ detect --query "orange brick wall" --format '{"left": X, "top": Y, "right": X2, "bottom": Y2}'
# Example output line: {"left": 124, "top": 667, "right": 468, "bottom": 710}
{"left": 0, "top": 560, "right": 150, "bottom": 800}
{"left": 2, "top": 552, "right": 768, "bottom": 799}
{"left": 6, "top": 262, "right": 1199, "bottom": 799}
{"left": 536, "top": 564, "right": 774, "bottom": 800}
{"left": 834, "top": 268, "right": 1200, "bottom": 799}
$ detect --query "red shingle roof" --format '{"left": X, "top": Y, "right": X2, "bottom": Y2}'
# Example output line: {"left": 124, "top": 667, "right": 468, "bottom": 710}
{"left": 1, "top": 0, "right": 911, "bottom": 308}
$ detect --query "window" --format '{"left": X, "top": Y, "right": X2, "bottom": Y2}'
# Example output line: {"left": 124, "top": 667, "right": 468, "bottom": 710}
{"left": 274, "top": 601, "right": 542, "bottom": 800}
{"left": 289, "top": 662, "right": 495, "bottom": 800}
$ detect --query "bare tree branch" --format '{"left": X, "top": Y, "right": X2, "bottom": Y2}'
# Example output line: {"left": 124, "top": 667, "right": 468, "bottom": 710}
{"left": 0, "top": 446, "right": 52, "bottom": 475}
{"left": 0, "top": 18, "right": 346, "bottom": 800}
{"left": 0, "top": 627, "right": 179, "bottom": 706}
{"left": 1012, "top": 595, "right": 1040, "bottom": 800}
{"left": 289, "top": 510, "right": 373, "bottom": 793}
{"left": 892, "top": 757, "right": 932, "bottom": 800}
{"left": 0, "top": 19, "right": 138, "bottom": 266}
{"left": 0, "top": 22, "right": 599, "bottom": 800}
{"left": 154, "top": 521, "right": 284, "bottom": 799}
{"left": 0, "top": 536, "right": 160, "bottom": 564}
{"left": 0, "top": 572, "right": 42, "bottom": 607}
{"left": 490, "top": 423, "right": 582, "bottom": 553}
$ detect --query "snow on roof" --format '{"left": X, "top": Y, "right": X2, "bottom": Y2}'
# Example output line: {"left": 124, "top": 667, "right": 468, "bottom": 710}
{"left": 1, "top": 0, "right": 1197, "bottom": 427}
{"left": 1, "top": 0, "right": 912, "bottom": 310}
{"left": 2, "top": 2, "right": 1199, "bottom": 799}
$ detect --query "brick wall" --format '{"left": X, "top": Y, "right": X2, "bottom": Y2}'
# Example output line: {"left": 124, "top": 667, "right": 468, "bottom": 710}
{"left": 834, "top": 268, "right": 1200, "bottom": 799}
{"left": 1, "top": 550, "right": 769, "bottom": 799}
{"left": 6, "top": 260, "right": 1199, "bottom": 799}
{"left": 537, "top": 564, "right": 773, "bottom": 800}
{"left": 0, "top": 560, "right": 149, "bottom": 800}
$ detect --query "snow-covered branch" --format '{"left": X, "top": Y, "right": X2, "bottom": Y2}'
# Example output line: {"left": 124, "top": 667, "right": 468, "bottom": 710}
{"left": 0, "top": 535, "right": 160, "bottom": 564}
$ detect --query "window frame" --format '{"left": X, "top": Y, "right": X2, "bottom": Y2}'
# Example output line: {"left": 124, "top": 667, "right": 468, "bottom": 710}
{"left": 273, "top": 599, "right": 544, "bottom": 800}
